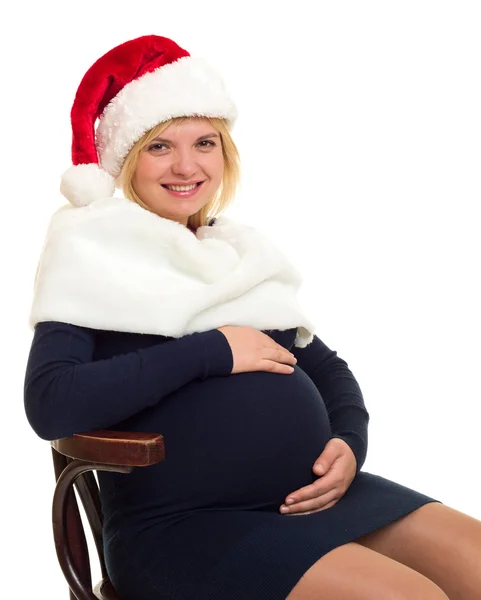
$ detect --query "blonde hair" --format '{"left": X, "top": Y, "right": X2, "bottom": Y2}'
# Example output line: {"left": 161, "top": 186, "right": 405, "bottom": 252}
{"left": 118, "top": 116, "right": 241, "bottom": 230}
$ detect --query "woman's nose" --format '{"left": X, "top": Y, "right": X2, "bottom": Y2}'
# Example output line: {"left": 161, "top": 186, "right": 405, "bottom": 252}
{"left": 171, "top": 150, "right": 197, "bottom": 177}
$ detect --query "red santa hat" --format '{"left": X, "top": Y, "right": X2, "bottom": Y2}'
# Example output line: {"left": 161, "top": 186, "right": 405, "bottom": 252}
{"left": 60, "top": 35, "right": 238, "bottom": 207}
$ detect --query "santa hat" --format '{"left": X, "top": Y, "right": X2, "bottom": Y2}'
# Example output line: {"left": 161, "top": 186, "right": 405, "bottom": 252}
{"left": 60, "top": 35, "right": 238, "bottom": 207}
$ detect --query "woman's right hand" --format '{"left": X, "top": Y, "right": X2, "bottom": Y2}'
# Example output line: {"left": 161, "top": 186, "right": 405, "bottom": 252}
{"left": 216, "top": 325, "right": 297, "bottom": 375}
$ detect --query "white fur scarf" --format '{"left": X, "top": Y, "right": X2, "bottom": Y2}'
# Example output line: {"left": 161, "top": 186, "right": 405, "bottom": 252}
{"left": 29, "top": 196, "right": 316, "bottom": 348}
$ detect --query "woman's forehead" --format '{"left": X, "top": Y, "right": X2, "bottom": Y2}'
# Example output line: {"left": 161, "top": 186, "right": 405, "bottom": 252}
{"left": 156, "top": 118, "right": 219, "bottom": 140}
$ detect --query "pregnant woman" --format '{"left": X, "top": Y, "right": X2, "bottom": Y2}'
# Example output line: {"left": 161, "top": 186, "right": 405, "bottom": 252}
{"left": 24, "top": 35, "right": 481, "bottom": 600}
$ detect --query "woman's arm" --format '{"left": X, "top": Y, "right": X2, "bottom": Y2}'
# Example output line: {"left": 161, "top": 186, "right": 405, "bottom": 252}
{"left": 24, "top": 321, "right": 233, "bottom": 441}
{"left": 292, "top": 335, "right": 370, "bottom": 474}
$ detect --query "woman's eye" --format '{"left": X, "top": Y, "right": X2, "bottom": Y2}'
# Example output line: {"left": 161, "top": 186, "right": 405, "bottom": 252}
{"left": 197, "top": 140, "right": 215, "bottom": 148}
{"left": 147, "top": 140, "right": 215, "bottom": 151}
{"left": 148, "top": 143, "right": 168, "bottom": 151}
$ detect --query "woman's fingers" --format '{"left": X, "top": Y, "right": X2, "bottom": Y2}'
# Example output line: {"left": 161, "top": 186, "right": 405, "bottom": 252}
{"left": 283, "top": 471, "right": 337, "bottom": 506}
{"left": 280, "top": 491, "right": 340, "bottom": 515}
{"left": 280, "top": 478, "right": 339, "bottom": 514}
{"left": 292, "top": 498, "right": 340, "bottom": 516}
{"left": 217, "top": 326, "right": 297, "bottom": 375}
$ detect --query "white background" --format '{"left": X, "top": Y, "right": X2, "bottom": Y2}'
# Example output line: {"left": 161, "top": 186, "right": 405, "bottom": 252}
{"left": 2, "top": 0, "right": 480, "bottom": 597}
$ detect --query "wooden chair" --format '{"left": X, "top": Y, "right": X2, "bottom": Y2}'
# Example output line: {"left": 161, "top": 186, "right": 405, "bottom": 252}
{"left": 51, "top": 430, "right": 165, "bottom": 600}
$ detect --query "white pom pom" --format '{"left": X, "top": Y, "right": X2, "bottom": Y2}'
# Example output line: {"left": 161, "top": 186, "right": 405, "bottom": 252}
{"left": 60, "top": 164, "right": 116, "bottom": 207}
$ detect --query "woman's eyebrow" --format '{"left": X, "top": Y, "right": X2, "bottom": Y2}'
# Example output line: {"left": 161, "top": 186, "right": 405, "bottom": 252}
{"left": 151, "top": 133, "right": 220, "bottom": 143}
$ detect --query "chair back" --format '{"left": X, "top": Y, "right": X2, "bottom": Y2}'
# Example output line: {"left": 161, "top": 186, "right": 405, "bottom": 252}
{"left": 51, "top": 448, "right": 128, "bottom": 600}
{"left": 50, "top": 431, "right": 164, "bottom": 600}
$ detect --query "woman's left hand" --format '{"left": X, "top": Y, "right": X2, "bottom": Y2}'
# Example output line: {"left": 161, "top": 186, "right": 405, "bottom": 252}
{"left": 280, "top": 437, "right": 357, "bottom": 516}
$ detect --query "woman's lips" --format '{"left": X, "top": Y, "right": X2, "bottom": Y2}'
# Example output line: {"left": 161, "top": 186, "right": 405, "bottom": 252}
{"left": 161, "top": 182, "right": 204, "bottom": 198}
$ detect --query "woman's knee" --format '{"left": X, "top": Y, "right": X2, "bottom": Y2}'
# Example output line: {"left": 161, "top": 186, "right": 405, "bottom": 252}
{"left": 285, "top": 541, "right": 449, "bottom": 600}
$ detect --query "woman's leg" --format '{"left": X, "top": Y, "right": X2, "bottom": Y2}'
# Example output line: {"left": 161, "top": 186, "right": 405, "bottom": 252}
{"left": 286, "top": 541, "right": 449, "bottom": 600}
{"left": 355, "top": 502, "right": 481, "bottom": 600}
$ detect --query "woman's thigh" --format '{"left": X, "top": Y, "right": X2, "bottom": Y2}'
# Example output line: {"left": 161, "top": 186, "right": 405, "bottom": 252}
{"left": 286, "top": 541, "right": 449, "bottom": 600}
{"left": 355, "top": 502, "right": 481, "bottom": 600}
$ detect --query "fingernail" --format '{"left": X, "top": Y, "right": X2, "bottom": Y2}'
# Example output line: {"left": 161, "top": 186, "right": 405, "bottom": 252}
{"left": 286, "top": 498, "right": 295, "bottom": 505}
{"left": 280, "top": 506, "right": 290, "bottom": 513}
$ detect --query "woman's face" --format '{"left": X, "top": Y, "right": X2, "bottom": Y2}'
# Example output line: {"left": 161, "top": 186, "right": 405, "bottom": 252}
{"left": 132, "top": 117, "right": 224, "bottom": 226}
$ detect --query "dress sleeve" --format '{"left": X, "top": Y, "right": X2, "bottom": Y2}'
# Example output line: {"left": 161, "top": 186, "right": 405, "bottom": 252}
{"left": 291, "top": 334, "right": 370, "bottom": 474}
{"left": 24, "top": 321, "right": 234, "bottom": 441}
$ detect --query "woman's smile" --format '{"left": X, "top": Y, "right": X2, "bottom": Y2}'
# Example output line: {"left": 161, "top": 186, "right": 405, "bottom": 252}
{"left": 161, "top": 181, "right": 205, "bottom": 198}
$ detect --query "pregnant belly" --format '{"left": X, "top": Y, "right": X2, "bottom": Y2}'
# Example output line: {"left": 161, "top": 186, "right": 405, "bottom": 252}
{"left": 113, "top": 366, "right": 332, "bottom": 513}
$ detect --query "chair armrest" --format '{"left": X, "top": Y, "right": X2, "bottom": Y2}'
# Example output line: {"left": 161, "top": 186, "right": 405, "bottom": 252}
{"left": 51, "top": 430, "right": 165, "bottom": 466}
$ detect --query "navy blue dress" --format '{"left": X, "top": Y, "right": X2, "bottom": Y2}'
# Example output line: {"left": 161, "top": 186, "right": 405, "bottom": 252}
{"left": 24, "top": 321, "right": 441, "bottom": 600}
